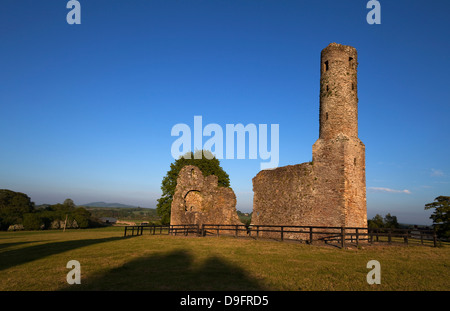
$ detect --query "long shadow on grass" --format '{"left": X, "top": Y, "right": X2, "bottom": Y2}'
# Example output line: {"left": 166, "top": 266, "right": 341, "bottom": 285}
{"left": 61, "top": 249, "right": 266, "bottom": 291}
{"left": 0, "top": 237, "right": 124, "bottom": 271}
{"left": 0, "top": 241, "right": 40, "bottom": 251}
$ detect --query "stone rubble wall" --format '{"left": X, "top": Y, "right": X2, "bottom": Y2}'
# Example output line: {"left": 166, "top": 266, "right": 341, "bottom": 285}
{"left": 170, "top": 165, "right": 243, "bottom": 230}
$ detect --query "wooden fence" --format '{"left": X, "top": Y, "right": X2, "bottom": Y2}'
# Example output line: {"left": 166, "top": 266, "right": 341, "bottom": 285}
{"left": 123, "top": 224, "right": 439, "bottom": 247}
{"left": 123, "top": 224, "right": 199, "bottom": 237}
{"left": 368, "top": 228, "right": 438, "bottom": 247}
{"left": 201, "top": 224, "right": 369, "bottom": 248}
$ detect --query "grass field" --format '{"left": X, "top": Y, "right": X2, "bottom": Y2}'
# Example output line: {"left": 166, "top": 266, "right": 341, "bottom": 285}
{"left": 0, "top": 227, "right": 449, "bottom": 291}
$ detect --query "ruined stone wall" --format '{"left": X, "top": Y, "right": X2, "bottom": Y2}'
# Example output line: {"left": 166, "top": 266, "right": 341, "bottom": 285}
{"left": 251, "top": 43, "right": 367, "bottom": 238}
{"left": 251, "top": 162, "right": 345, "bottom": 229}
{"left": 170, "top": 165, "right": 243, "bottom": 229}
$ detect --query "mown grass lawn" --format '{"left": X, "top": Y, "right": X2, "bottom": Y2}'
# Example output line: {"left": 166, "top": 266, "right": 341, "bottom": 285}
{"left": 0, "top": 227, "right": 449, "bottom": 291}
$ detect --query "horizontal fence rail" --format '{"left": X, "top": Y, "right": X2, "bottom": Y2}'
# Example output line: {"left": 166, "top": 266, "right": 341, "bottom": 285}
{"left": 368, "top": 228, "right": 438, "bottom": 247}
{"left": 123, "top": 224, "right": 200, "bottom": 237}
{"left": 200, "top": 224, "right": 370, "bottom": 248}
{"left": 123, "top": 224, "right": 439, "bottom": 248}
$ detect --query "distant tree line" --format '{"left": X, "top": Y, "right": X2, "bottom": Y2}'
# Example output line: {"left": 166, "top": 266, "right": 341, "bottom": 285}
{"left": 367, "top": 196, "right": 449, "bottom": 240}
{"left": 368, "top": 213, "right": 400, "bottom": 229}
{"left": 86, "top": 207, "right": 159, "bottom": 221}
{"left": 237, "top": 210, "right": 252, "bottom": 226}
{"left": 0, "top": 189, "right": 100, "bottom": 231}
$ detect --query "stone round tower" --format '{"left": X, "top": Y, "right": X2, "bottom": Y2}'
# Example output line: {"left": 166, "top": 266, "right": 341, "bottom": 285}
{"left": 319, "top": 43, "right": 358, "bottom": 140}
{"left": 251, "top": 42, "right": 368, "bottom": 235}
{"left": 313, "top": 42, "right": 367, "bottom": 228}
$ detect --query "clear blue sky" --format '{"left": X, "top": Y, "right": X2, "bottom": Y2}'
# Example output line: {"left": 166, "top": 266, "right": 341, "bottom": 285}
{"left": 1, "top": 1, "right": 449, "bottom": 225}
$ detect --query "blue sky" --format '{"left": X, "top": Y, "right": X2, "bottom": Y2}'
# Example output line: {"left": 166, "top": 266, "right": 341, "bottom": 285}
{"left": 0, "top": 1, "right": 449, "bottom": 225}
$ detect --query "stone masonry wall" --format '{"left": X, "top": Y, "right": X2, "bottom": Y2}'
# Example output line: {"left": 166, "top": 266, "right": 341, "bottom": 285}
{"left": 170, "top": 165, "right": 243, "bottom": 229}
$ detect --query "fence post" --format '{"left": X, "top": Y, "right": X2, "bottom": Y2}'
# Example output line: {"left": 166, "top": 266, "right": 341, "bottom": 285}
{"left": 217, "top": 225, "right": 219, "bottom": 237}
{"left": 235, "top": 225, "right": 238, "bottom": 237}
{"left": 256, "top": 225, "right": 260, "bottom": 238}
{"left": 388, "top": 229, "right": 392, "bottom": 244}
{"left": 420, "top": 231, "right": 424, "bottom": 245}
{"left": 280, "top": 226, "right": 284, "bottom": 241}
{"left": 309, "top": 226, "right": 313, "bottom": 245}
{"left": 124, "top": 226, "right": 127, "bottom": 237}
{"left": 341, "top": 227, "right": 346, "bottom": 248}
{"left": 433, "top": 229, "right": 437, "bottom": 247}
{"left": 404, "top": 230, "right": 409, "bottom": 245}
{"left": 356, "top": 228, "right": 359, "bottom": 246}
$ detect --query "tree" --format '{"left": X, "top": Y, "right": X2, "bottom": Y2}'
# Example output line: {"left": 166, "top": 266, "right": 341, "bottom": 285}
{"left": 72, "top": 207, "right": 91, "bottom": 228}
{"left": 368, "top": 213, "right": 400, "bottom": 229}
{"left": 63, "top": 198, "right": 76, "bottom": 209}
{"left": 23, "top": 213, "right": 50, "bottom": 230}
{"left": 368, "top": 214, "right": 384, "bottom": 229}
{"left": 156, "top": 150, "right": 230, "bottom": 224}
{"left": 0, "top": 189, "right": 35, "bottom": 230}
{"left": 384, "top": 213, "right": 400, "bottom": 229}
{"left": 425, "top": 196, "right": 450, "bottom": 240}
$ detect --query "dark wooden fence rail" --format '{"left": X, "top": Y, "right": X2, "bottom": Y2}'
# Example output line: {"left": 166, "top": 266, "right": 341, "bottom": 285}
{"left": 368, "top": 228, "right": 437, "bottom": 247}
{"left": 124, "top": 224, "right": 439, "bottom": 247}
{"left": 123, "top": 224, "right": 200, "bottom": 237}
{"left": 201, "top": 224, "right": 370, "bottom": 248}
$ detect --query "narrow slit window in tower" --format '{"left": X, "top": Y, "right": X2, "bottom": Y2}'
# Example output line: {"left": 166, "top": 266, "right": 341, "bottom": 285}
{"left": 326, "top": 112, "right": 329, "bottom": 120}
{"left": 352, "top": 83, "right": 354, "bottom": 90}
{"left": 354, "top": 158, "right": 357, "bottom": 166}
{"left": 349, "top": 57, "right": 354, "bottom": 69}
{"left": 326, "top": 85, "right": 329, "bottom": 92}
{"left": 324, "top": 60, "right": 329, "bottom": 72}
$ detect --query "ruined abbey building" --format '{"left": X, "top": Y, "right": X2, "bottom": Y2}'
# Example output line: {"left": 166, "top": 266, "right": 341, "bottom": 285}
{"left": 170, "top": 165, "right": 243, "bottom": 228}
{"left": 252, "top": 43, "right": 367, "bottom": 231}
{"left": 170, "top": 43, "right": 367, "bottom": 235}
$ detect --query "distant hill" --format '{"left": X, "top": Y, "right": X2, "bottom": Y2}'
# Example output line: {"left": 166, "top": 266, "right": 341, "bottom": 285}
{"left": 79, "top": 202, "right": 144, "bottom": 208}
